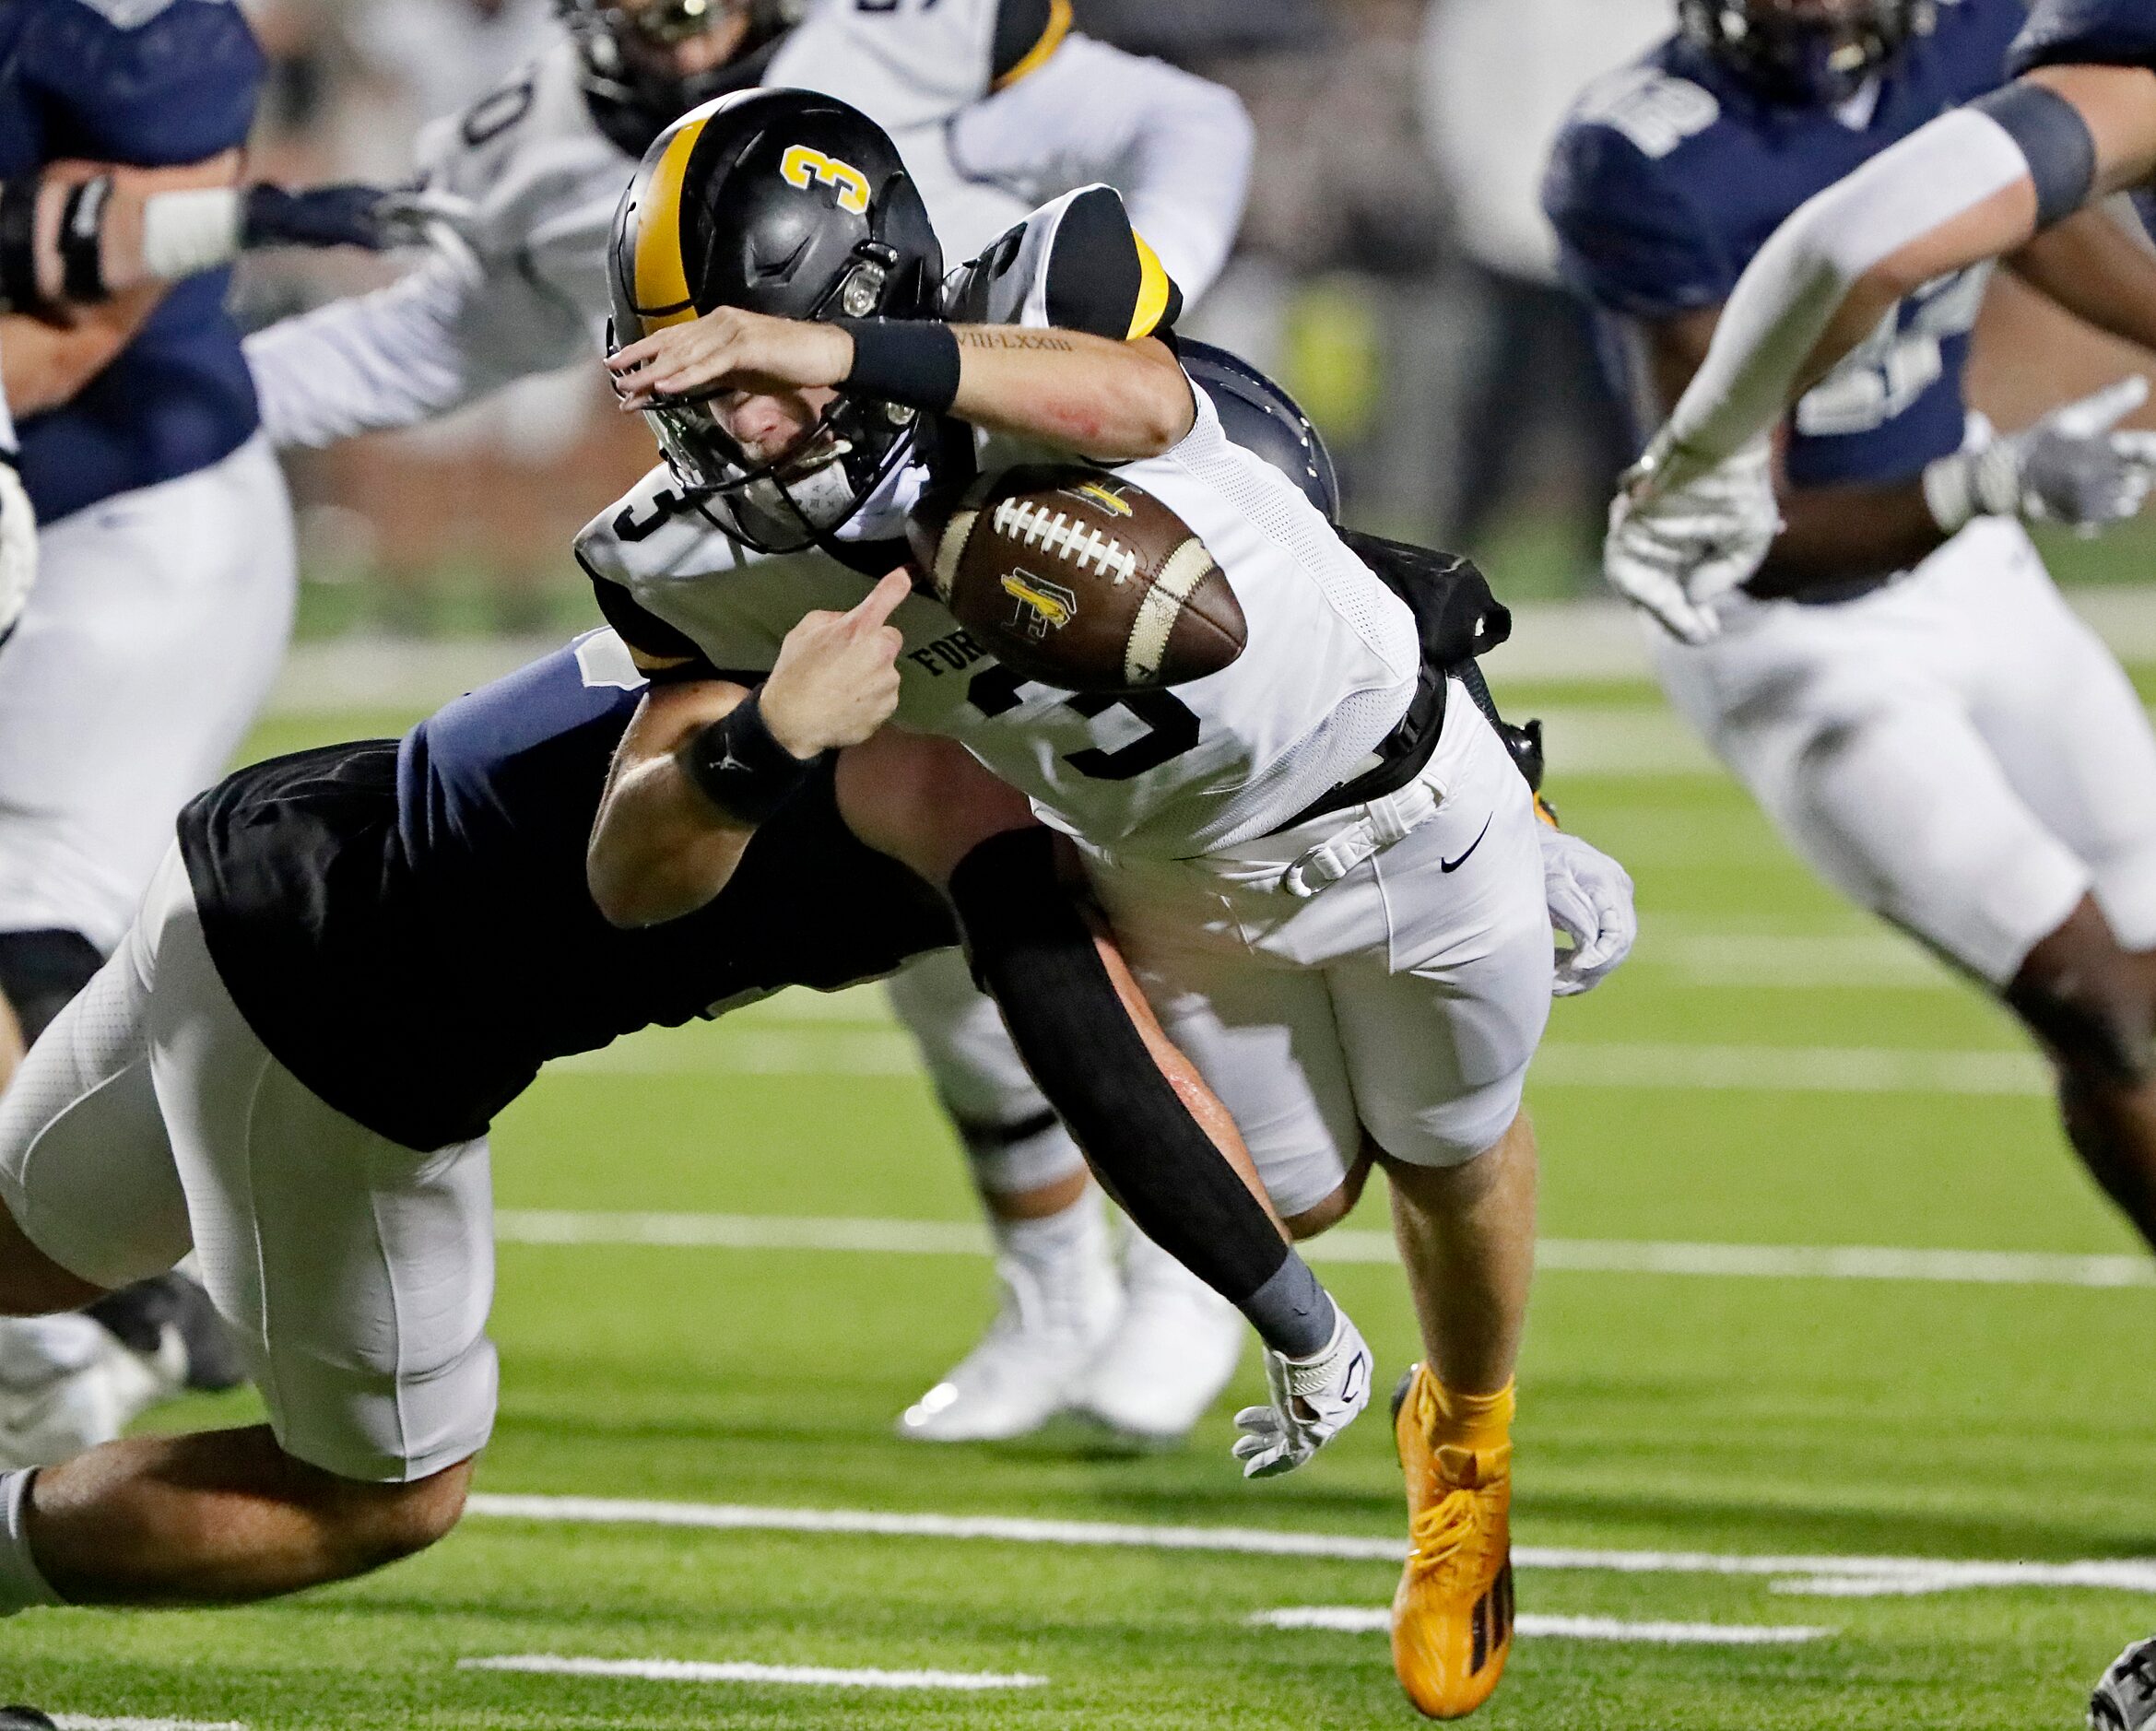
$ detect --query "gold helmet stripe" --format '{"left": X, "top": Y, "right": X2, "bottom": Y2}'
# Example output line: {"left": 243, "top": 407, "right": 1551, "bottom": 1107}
{"left": 991, "top": 0, "right": 1071, "bottom": 90}
{"left": 632, "top": 113, "right": 713, "bottom": 331}
{"left": 1125, "top": 230, "right": 1173, "bottom": 340}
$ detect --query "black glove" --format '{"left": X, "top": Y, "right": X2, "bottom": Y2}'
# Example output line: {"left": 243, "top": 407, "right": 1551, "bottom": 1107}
{"left": 241, "top": 183, "right": 473, "bottom": 252}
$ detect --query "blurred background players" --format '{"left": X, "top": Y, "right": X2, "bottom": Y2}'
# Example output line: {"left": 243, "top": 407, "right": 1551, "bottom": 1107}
{"left": 241, "top": 0, "right": 1261, "bottom": 1449}
{"left": 1549, "top": 0, "right": 2156, "bottom": 1259}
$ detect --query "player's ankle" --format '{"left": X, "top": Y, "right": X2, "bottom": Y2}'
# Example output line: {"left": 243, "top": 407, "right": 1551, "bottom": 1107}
{"left": 1423, "top": 1375, "right": 1515, "bottom": 1452}
{"left": 0, "top": 1470, "right": 62, "bottom": 1615}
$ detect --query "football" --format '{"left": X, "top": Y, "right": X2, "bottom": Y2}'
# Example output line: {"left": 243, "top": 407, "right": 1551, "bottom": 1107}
{"left": 906, "top": 465, "right": 1247, "bottom": 694}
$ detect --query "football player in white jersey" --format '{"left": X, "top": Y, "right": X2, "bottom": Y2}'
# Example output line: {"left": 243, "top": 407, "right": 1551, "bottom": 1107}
{"left": 243, "top": 0, "right": 1259, "bottom": 1454}
{"left": 580, "top": 89, "right": 1637, "bottom": 1719}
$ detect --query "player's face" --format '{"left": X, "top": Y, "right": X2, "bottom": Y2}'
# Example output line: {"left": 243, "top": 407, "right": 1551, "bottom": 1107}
{"left": 612, "top": 0, "right": 752, "bottom": 81}
{"left": 715, "top": 387, "right": 841, "bottom": 465}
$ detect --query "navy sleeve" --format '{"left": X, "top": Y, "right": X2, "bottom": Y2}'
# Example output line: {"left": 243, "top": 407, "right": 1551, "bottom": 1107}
{"left": 1543, "top": 121, "right": 1733, "bottom": 320}
{"left": 2009, "top": 0, "right": 2156, "bottom": 78}
{"left": 22, "top": 0, "right": 264, "bottom": 165}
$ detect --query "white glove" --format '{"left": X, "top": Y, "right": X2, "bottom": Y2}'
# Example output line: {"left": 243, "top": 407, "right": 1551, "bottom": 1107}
{"left": 0, "top": 459, "right": 36, "bottom": 642}
{"left": 1924, "top": 376, "right": 2156, "bottom": 536}
{"left": 1603, "top": 434, "right": 1779, "bottom": 644}
{"left": 1540, "top": 824, "right": 1635, "bottom": 996}
{"left": 1231, "top": 1306, "right": 1373, "bottom": 1478}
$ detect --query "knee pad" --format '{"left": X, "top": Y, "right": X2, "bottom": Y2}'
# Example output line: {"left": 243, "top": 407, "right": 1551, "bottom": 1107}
{"left": 0, "top": 930, "right": 103, "bottom": 1047}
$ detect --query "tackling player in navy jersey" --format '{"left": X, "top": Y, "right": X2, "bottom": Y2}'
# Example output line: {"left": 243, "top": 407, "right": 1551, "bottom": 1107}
{"left": 1564, "top": 0, "right": 2156, "bottom": 1275}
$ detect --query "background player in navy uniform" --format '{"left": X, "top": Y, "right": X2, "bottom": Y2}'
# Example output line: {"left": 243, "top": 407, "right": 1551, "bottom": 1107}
{"left": 1548, "top": 0, "right": 2156, "bottom": 1268}
{"left": 0, "top": 583, "right": 1369, "bottom": 1625}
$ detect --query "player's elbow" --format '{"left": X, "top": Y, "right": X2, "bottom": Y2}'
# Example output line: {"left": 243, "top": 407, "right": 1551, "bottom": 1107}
{"left": 1116, "top": 345, "right": 1198, "bottom": 457}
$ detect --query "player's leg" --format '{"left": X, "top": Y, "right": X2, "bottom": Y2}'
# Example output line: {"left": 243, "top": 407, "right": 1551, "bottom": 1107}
{"left": 885, "top": 949, "right": 1122, "bottom": 1442}
{"left": 1962, "top": 556, "right": 2156, "bottom": 1244}
{"left": 0, "top": 852, "right": 492, "bottom": 1610}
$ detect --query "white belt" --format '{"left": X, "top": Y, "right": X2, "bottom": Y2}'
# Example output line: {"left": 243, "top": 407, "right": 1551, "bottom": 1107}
{"left": 1279, "top": 777, "right": 1443, "bottom": 899}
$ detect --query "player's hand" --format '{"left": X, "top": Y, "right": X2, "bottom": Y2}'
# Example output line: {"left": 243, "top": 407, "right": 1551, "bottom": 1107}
{"left": 1604, "top": 436, "right": 1779, "bottom": 644}
{"left": 240, "top": 182, "right": 478, "bottom": 253}
{"left": 608, "top": 307, "right": 854, "bottom": 409}
{"left": 1926, "top": 376, "right": 2156, "bottom": 536}
{"left": 759, "top": 570, "right": 911, "bottom": 757}
{"left": 0, "top": 458, "right": 36, "bottom": 642}
{"left": 2090, "top": 1633, "right": 2156, "bottom": 1730}
{"left": 1231, "top": 1306, "right": 1373, "bottom": 1478}
{"left": 1540, "top": 825, "right": 1635, "bottom": 996}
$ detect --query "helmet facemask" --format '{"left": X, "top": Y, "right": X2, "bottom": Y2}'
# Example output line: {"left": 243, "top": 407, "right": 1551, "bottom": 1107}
{"left": 560, "top": 0, "right": 785, "bottom": 125}
{"left": 1679, "top": 0, "right": 1935, "bottom": 105}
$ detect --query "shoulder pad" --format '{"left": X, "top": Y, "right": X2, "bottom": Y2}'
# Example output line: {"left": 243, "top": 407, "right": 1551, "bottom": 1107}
{"left": 948, "top": 184, "right": 1178, "bottom": 339}
{"left": 1544, "top": 98, "right": 1731, "bottom": 318}
{"left": 2008, "top": 0, "right": 2156, "bottom": 78}
{"left": 60, "top": 0, "right": 187, "bottom": 29}
{"left": 576, "top": 467, "right": 745, "bottom": 587}
{"left": 769, "top": 0, "right": 996, "bottom": 125}
{"left": 1566, "top": 64, "right": 1719, "bottom": 161}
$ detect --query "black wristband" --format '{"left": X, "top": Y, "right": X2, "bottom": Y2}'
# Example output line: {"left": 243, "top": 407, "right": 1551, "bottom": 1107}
{"left": 679, "top": 689, "right": 820, "bottom": 824}
{"left": 58, "top": 177, "right": 112, "bottom": 304}
{"left": 835, "top": 318, "right": 961, "bottom": 412}
{"left": 0, "top": 174, "right": 42, "bottom": 315}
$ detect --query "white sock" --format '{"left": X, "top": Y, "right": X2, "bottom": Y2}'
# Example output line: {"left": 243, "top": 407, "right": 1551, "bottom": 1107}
{"left": 989, "top": 1185, "right": 1105, "bottom": 1278}
{"left": 0, "top": 1469, "right": 61, "bottom": 1614}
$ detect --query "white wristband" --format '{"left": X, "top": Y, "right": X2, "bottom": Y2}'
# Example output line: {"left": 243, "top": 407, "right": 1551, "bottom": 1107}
{"left": 1922, "top": 444, "right": 2018, "bottom": 534}
{"left": 140, "top": 187, "right": 243, "bottom": 282}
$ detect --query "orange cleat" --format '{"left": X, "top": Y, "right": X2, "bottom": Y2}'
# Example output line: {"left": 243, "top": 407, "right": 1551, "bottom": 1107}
{"left": 1389, "top": 1364, "right": 1514, "bottom": 1719}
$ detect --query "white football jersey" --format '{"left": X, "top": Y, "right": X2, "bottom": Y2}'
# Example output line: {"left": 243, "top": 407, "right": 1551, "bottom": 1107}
{"left": 577, "top": 193, "right": 1420, "bottom": 858}
{"left": 245, "top": 1, "right": 1251, "bottom": 447}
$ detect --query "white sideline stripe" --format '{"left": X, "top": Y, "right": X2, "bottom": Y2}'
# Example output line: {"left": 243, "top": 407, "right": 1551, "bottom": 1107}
{"left": 1252, "top": 1607, "right": 1832, "bottom": 1643}
{"left": 53, "top": 1718, "right": 250, "bottom": 1731}
{"left": 462, "top": 1494, "right": 2156, "bottom": 1597}
{"left": 490, "top": 1210, "right": 2156, "bottom": 1289}
{"left": 546, "top": 1032, "right": 2054, "bottom": 1096}
{"left": 458, "top": 1654, "right": 1045, "bottom": 1690}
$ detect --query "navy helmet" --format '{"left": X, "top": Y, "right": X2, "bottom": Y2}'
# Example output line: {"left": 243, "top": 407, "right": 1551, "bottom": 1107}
{"left": 1179, "top": 339, "right": 1341, "bottom": 521}
{"left": 1679, "top": 0, "right": 1935, "bottom": 104}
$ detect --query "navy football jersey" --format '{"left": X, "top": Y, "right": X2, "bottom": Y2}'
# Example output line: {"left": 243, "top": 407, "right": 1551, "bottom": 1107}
{"left": 1545, "top": 0, "right": 2027, "bottom": 489}
{"left": 2009, "top": 0, "right": 2156, "bottom": 76}
{"left": 0, "top": 0, "right": 265, "bottom": 522}
{"left": 179, "top": 633, "right": 953, "bottom": 1150}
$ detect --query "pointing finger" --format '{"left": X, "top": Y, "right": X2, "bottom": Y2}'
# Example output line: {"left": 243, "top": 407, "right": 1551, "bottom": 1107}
{"left": 848, "top": 569, "right": 913, "bottom": 630}
{"left": 2054, "top": 374, "right": 2150, "bottom": 439}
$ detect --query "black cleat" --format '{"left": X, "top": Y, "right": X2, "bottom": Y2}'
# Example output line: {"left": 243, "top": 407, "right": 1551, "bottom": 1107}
{"left": 0, "top": 1705, "right": 60, "bottom": 1728}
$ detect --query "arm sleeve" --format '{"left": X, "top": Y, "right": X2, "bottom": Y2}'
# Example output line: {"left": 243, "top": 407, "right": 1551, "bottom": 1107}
{"left": 1655, "top": 105, "right": 2039, "bottom": 484}
{"left": 1541, "top": 122, "right": 1731, "bottom": 319}
{"left": 949, "top": 35, "right": 1253, "bottom": 301}
{"left": 24, "top": 0, "right": 263, "bottom": 163}
{"left": 242, "top": 247, "right": 590, "bottom": 449}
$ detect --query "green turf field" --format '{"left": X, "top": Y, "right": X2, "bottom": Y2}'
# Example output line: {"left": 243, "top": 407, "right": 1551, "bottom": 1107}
{"left": 4, "top": 677, "right": 2152, "bottom": 1731}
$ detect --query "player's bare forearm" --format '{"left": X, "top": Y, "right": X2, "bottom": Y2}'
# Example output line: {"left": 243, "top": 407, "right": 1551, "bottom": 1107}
{"left": 948, "top": 327, "right": 1194, "bottom": 459}
{"left": 587, "top": 677, "right": 760, "bottom": 929}
{"left": 2007, "top": 201, "right": 2156, "bottom": 355}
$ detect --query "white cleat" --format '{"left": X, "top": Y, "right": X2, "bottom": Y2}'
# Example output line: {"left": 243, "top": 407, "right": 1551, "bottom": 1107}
{"left": 898, "top": 1209, "right": 1121, "bottom": 1443}
{"left": 1071, "top": 1229, "right": 1245, "bottom": 1448}
{"left": 0, "top": 1313, "right": 186, "bottom": 1468}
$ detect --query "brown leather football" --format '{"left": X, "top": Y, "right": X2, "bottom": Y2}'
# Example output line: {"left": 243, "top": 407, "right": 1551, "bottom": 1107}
{"left": 906, "top": 465, "right": 1246, "bottom": 694}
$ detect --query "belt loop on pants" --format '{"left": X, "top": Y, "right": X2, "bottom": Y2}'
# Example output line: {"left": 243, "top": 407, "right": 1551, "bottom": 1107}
{"left": 1280, "top": 777, "right": 1443, "bottom": 899}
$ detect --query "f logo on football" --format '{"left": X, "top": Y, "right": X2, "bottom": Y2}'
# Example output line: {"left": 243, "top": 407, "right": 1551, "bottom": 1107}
{"left": 779, "top": 145, "right": 871, "bottom": 215}
{"left": 1001, "top": 569, "right": 1078, "bottom": 639}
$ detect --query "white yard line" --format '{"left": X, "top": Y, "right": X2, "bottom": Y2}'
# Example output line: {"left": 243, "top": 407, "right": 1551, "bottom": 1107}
{"left": 462, "top": 1494, "right": 2156, "bottom": 1598}
{"left": 546, "top": 1031, "right": 2053, "bottom": 1095}
{"left": 491, "top": 1209, "right": 2155, "bottom": 1289}
{"left": 458, "top": 1654, "right": 1044, "bottom": 1690}
{"left": 53, "top": 1718, "right": 250, "bottom": 1731}
{"left": 1252, "top": 1607, "right": 1832, "bottom": 1643}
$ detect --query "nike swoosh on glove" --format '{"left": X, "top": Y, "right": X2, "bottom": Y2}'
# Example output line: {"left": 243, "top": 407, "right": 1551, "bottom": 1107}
{"left": 1540, "top": 825, "right": 1636, "bottom": 996}
{"left": 1231, "top": 1307, "right": 1373, "bottom": 1478}
{"left": 1604, "top": 436, "right": 1779, "bottom": 644}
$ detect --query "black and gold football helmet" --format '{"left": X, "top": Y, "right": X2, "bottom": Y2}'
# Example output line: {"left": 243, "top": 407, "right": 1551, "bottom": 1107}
{"left": 1678, "top": 0, "right": 1935, "bottom": 105}
{"left": 608, "top": 88, "right": 944, "bottom": 551}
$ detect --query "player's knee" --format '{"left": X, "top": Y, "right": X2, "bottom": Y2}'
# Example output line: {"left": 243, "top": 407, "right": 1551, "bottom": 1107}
{"left": 0, "top": 929, "right": 103, "bottom": 1048}
{"left": 2009, "top": 945, "right": 2155, "bottom": 1086}
{"left": 1284, "top": 1159, "right": 1372, "bottom": 1240}
{"left": 318, "top": 1456, "right": 475, "bottom": 1574}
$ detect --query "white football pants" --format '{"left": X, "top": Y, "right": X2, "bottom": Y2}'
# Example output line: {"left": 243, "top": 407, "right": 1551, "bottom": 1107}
{"left": 1654, "top": 517, "right": 2156, "bottom": 985}
{"left": 0, "top": 435, "right": 297, "bottom": 952}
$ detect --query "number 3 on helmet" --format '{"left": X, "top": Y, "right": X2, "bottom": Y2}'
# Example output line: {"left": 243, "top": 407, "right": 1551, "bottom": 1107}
{"left": 607, "top": 88, "right": 945, "bottom": 552}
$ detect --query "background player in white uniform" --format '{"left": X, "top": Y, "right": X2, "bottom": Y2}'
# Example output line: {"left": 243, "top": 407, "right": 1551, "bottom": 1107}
{"left": 584, "top": 89, "right": 1637, "bottom": 1717}
{"left": 1596, "top": 0, "right": 2156, "bottom": 1264}
{"left": 242, "top": 0, "right": 1259, "bottom": 1452}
